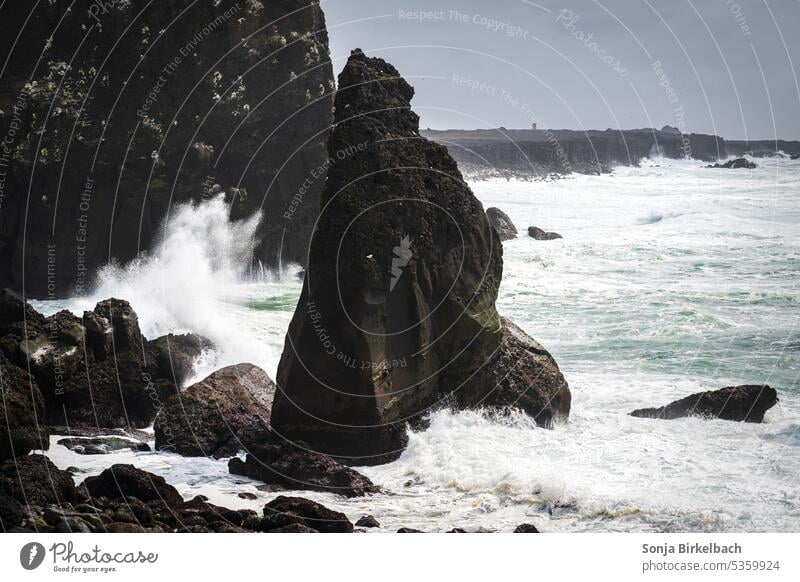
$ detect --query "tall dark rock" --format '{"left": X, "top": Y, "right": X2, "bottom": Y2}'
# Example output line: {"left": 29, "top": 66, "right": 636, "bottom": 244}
{"left": 0, "top": 0, "right": 333, "bottom": 297}
{"left": 271, "top": 50, "right": 570, "bottom": 465}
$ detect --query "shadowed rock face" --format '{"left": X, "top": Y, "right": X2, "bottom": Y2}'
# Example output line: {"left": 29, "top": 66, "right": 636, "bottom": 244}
{"left": 154, "top": 363, "right": 274, "bottom": 457}
{"left": 0, "top": 351, "right": 50, "bottom": 461}
{"left": 630, "top": 385, "right": 778, "bottom": 423}
{"left": 271, "top": 50, "right": 570, "bottom": 465}
{"left": 0, "top": 0, "right": 333, "bottom": 297}
{"left": 486, "top": 207, "right": 518, "bottom": 241}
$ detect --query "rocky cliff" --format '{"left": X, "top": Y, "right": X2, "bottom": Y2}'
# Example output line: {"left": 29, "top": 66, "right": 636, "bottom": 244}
{"left": 271, "top": 50, "right": 570, "bottom": 465}
{"left": 422, "top": 127, "right": 727, "bottom": 178}
{"left": 0, "top": 0, "right": 333, "bottom": 297}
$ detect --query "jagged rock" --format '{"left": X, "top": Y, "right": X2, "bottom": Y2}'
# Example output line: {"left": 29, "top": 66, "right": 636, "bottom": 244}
{"left": 705, "top": 158, "right": 757, "bottom": 169}
{"left": 154, "top": 364, "right": 274, "bottom": 457}
{"left": 0, "top": 351, "right": 49, "bottom": 461}
{"left": 228, "top": 440, "right": 378, "bottom": 497}
{"left": 0, "top": 294, "right": 179, "bottom": 427}
{"left": 528, "top": 226, "right": 563, "bottom": 240}
{"left": 630, "top": 385, "right": 777, "bottom": 423}
{"left": 145, "top": 333, "right": 213, "bottom": 388}
{"left": 486, "top": 207, "right": 518, "bottom": 241}
{"left": 355, "top": 515, "right": 380, "bottom": 528}
{"left": 263, "top": 496, "right": 353, "bottom": 533}
{"left": 57, "top": 437, "right": 151, "bottom": 455}
{"left": 83, "top": 464, "right": 183, "bottom": 507}
{"left": 271, "top": 49, "right": 570, "bottom": 465}
{"left": 0, "top": 454, "right": 76, "bottom": 506}
{"left": 0, "top": 0, "right": 334, "bottom": 297}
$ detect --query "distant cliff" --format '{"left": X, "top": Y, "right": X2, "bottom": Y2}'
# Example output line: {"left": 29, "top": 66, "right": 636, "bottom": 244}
{"left": 0, "top": 0, "right": 333, "bottom": 298}
{"left": 422, "top": 127, "right": 727, "bottom": 179}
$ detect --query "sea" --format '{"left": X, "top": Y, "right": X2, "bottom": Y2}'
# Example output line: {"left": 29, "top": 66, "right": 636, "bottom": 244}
{"left": 33, "top": 155, "right": 800, "bottom": 532}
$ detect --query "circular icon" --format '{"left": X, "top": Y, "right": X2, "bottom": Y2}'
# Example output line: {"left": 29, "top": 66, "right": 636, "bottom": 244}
{"left": 20, "top": 542, "right": 46, "bottom": 570}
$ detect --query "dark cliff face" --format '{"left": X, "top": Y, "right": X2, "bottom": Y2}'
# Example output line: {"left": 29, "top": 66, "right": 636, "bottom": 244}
{"left": 423, "top": 128, "right": 727, "bottom": 178}
{"left": 271, "top": 50, "right": 569, "bottom": 465}
{"left": 0, "top": 0, "right": 333, "bottom": 297}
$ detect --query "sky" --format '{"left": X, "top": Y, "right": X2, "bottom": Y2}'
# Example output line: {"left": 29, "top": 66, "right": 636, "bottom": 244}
{"left": 322, "top": 0, "right": 800, "bottom": 140}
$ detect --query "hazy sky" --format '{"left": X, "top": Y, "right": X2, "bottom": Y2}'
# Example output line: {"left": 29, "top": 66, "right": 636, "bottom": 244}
{"left": 322, "top": 0, "right": 800, "bottom": 139}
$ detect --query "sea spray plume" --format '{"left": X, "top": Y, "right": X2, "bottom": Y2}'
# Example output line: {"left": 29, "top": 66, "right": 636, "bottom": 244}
{"left": 390, "top": 235, "right": 413, "bottom": 291}
{"left": 87, "top": 194, "right": 277, "bottom": 381}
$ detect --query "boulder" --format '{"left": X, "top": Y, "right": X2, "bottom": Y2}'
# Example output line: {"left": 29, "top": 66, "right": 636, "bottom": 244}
{"left": 0, "top": 493, "right": 24, "bottom": 531}
{"left": 0, "top": 294, "right": 180, "bottom": 427}
{"left": 630, "top": 385, "right": 777, "bottom": 422}
{"left": 145, "top": 334, "right": 213, "bottom": 388}
{"left": 263, "top": 496, "right": 353, "bottom": 533}
{"left": 228, "top": 440, "right": 379, "bottom": 497}
{"left": 528, "top": 226, "right": 563, "bottom": 240}
{"left": 271, "top": 49, "right": 570, "bottom": 465}
{"left": 514, "top": 523, "right": 540, "bottom": 533}
{"left": 355, "top": 515, "right": 380, "bottom": 528}
{"left": 0, "top": 454, "right": 76, "bottom": 506}
{"left": 486, "top": 207, "right": 518, "bottom": 241}
{"left": 82, "top": 464, "right": 183, "bottom": 507}
{"left": 154, "top": 364, "right": 274, "bottom": 457}
{"left": 0, "top": 351, "right": 50, "bottom": 461}
{"left": 705, "top": 158, "right": 757, "bottom": 169}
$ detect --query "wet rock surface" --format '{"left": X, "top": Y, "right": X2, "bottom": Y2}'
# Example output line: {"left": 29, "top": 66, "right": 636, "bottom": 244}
{"left": 228, "top": 440, "right": 379, "bottom": 497}
{"left": 0, "top": 351, "right": 49, "bottom": 461}
{"left": 528, "top": 226, "right": 563, "bottom": 240}
{"left": 486, "top": 207, "right": 518, "bottom": 241}
{"left": 630, "top": 385, "right": 778, "bottom": 422}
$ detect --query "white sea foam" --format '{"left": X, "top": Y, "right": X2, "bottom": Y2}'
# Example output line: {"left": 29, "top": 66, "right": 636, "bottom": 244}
{"left": 36, "top": 158, "right": 800, "bottom": 532}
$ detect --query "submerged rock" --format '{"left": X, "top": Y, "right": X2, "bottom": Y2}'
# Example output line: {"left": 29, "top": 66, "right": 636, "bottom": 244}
{"left": 228, "top": 440, "right": 379, "bottom": 497}
{"left": 630, "top": 385, "right": 777, "bottom": 422}
{"left": 528, "top": 226, "right": 563, "bottom": 240}
{"left": 355, "top": 515, "right": 380, "bottom": 528}
{"left": 57, "top": 437, "right": 151, "bottom": 455}
{"left": 271, "top": 49, "right": 570, "bottom": 465}
{"left": 0, "top": 351, "right": 49, "bottom": 461}
{"left": 154, "top": 364, "right": 274, "bottom": 457}
{"left": 705, "top": 158, "right": 757, "bottom": 169}
{"left": 486, "top": 207, "right": 518, "bottom": 241}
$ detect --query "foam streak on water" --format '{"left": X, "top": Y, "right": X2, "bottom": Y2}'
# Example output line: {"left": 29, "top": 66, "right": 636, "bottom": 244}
{"left": 37, "top": 158, "right": 800, "bottom": 532}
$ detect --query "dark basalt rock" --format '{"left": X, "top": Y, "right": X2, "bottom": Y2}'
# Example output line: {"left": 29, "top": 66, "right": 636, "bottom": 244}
{"left": 0, "top": 493, "right": 24, "bottom": 531}
{"left": 263, "top": 496, "right": 353, "bottom": 533}
{"left": 355, "top": 515, "right": 380, "bottom": 528}
{"left": 486, "top": 207, "right": 518, "bottom": 241}
{"left": 0, "top": 293, "right": 182, "bottom": 428}
{"left": 514, "top": 523, "right": 540, "bottom": 533}
{"left": 57, "top": 437, "right": 151, "bottom": 455}
{"left": 228, "top": 440, "right": 379, "bottom": 497}
{"left": 630, "top": 385, "right": 778, "bottom": 423}
{"left": 0, "top": 0, "right": 334, "bottom": 298}
{"left": 83, "top": 464, "right": 183, "bottom": 507}
{"left": 154, "top": 364, "right": 274, "bottom": 457}
{"left": 705, "top": 157, "right": 757, "bottom": 169}
{"left": 0, "top": 454, "right": 76, "bottom": 507}
{"left": 528, "top": 226, "right": 563, "bottom": 240}
{"left": 145, "top": 334, "right": 213, "bottom": 388}
{"left": 0, "top": 351, "right": 50, "bottom": 461}
{"left": 397, "top": 527, "right": 423, "bottom": 533}
{"left": 271, "top": 49, "right": 570, "bottom": 465}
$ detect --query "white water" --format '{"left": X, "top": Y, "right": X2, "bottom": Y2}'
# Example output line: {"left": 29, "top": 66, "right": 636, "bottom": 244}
{"left": 36, "top": 157, "right": 800, "bottom": 532}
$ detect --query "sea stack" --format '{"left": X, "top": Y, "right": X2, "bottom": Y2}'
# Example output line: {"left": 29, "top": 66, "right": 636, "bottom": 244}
{"left": 270, "top": 49, "right": 570, "bottom": 465}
